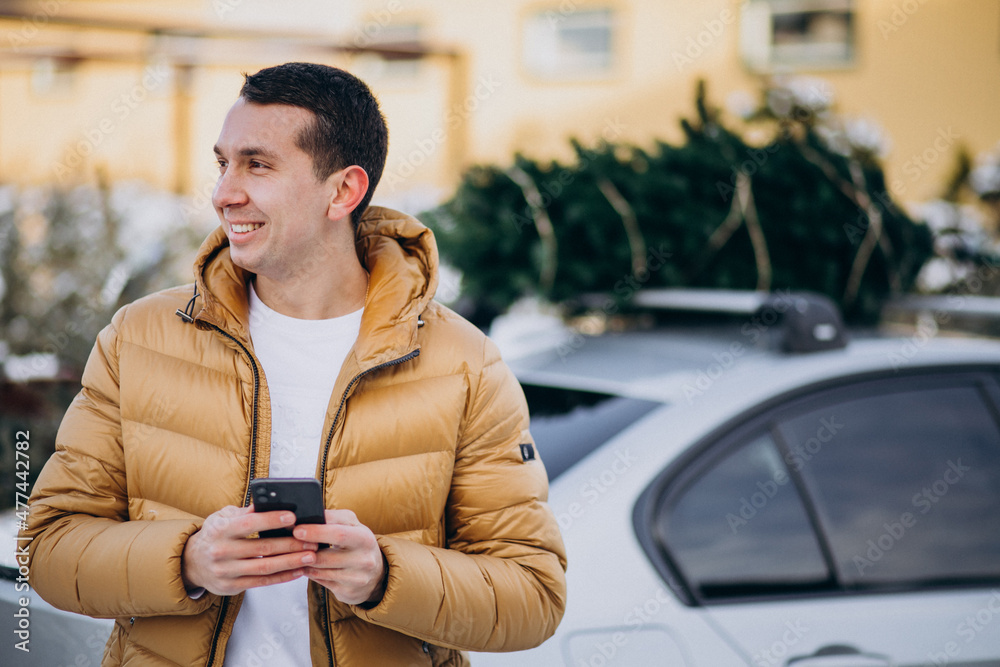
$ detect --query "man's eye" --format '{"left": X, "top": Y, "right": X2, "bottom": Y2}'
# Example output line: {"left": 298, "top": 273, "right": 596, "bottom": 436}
{"left": 249, "top": 160, "right": 267, "bottom": 169}
{"left": 216, "top": 160, "right": 227, "bottom": 172}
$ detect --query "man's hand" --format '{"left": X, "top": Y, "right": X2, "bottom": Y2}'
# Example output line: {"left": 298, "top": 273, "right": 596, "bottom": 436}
{"left": 182, "top": 505, "right": 319, "bottom": 596}
{"left": 292, "top": 509, "right": 387, "bottom": 606}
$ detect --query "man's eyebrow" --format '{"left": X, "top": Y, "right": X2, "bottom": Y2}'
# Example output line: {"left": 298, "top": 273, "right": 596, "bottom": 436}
{"left": 213, "top": 145, "right": 279, "bottom": 160}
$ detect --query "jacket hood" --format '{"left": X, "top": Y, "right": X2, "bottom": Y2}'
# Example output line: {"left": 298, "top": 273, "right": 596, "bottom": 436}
{"left": 189, "top": 205, "right": 439, "bottom": 368}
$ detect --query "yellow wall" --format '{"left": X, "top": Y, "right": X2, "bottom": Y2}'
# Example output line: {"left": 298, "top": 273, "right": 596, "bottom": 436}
{"left": 0, "top": 60, "right": 176, "bottom": 188}
{"left": 1, "top": 0, "right": 998, "bottom": 212}
{"left": 385, "top": 0, "right": 1000, "bottom": 205}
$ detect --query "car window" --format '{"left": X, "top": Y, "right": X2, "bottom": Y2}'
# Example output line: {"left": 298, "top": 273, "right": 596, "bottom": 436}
{"left": 521, "top": 383, "right": 661, "bottom": 480}
{"left": 779, "top": 381, "right": 1000, "bottom": 588}
{"left": 654, "top": 433, "right": 832, "bottom": 600}
{"left": 639, "top": 370, "right": 1000, "bottom": 605}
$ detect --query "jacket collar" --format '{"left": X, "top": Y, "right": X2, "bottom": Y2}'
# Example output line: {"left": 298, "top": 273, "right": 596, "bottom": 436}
{"left": 190, "top": 206, "right": 438, "bottom": 370}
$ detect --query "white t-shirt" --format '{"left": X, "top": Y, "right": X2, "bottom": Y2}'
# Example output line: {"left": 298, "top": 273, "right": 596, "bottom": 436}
{"left": 223, "top": 283, "right": 362, "bottom": 667}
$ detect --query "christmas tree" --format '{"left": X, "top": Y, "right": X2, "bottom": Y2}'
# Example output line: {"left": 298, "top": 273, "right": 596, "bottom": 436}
{"left": 423, "top": 79, "right": 933, "bottom": 327}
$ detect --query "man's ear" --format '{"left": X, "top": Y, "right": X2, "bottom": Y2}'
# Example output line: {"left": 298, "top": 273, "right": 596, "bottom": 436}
{"left": 327, "top": 165, "right": 370, "bottom": 222}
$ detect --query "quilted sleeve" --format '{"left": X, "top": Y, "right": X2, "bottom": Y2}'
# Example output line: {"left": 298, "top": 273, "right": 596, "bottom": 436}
{"left": 21, "top": 306, "right": 214, "bottom": 619}
{"left": 354, "top": 336, "right": 567, "bottom": 651}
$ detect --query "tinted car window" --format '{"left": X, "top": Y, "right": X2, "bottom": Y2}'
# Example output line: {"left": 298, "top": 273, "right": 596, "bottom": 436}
{"left": 656, "top": 433, "right": 831, "bottom": 600}
{"left": 521, "top": 384, "right": 661, "bottom": 480}
{"left": 778, "top": 382, "right": 1000, "bottom": 587}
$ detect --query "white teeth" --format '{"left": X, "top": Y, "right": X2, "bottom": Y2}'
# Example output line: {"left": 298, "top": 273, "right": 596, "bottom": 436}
{"left": 231, "top": 223, "right": 262, "bottom": 233}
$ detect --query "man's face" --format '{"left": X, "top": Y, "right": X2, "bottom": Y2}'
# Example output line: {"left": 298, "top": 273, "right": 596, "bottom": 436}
{"left": 212, "top": 98, "right": 338, "bottom": 282}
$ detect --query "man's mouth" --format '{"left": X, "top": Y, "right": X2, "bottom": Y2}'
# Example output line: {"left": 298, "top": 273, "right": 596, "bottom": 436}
{"left": 231, "top": 223, "right": 263, "bottom": 233}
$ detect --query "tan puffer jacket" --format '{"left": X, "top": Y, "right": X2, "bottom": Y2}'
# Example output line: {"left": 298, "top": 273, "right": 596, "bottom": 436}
{"left": 23, "top": 206, "right": 567, "bottom": 666}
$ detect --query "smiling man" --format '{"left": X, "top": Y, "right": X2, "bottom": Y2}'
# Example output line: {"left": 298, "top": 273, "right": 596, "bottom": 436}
{"left": 23, "top": 62, "right": 566, "bottom": 666}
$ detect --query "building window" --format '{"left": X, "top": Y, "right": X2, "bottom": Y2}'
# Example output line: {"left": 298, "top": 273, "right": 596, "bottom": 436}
{"left": 30, "top": 58, "right": 78, "bottom": 97}
{"left": 740, "top": 0, "right": 855, "bottom": 71}
{"left": 353, "top": 22, "right": 423, "bottom": 80}
{"left": 522, "top": 8, "right": 615, "bottom": 78}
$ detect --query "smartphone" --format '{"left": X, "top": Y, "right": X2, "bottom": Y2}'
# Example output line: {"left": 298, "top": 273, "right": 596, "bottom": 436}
{"left": 250, "top": 477, "right": 326, "bottom": 539}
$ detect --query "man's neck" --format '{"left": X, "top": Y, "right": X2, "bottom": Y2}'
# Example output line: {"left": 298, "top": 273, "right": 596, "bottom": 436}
{"left": 252, "top": 259, "right": 368, "bottom": 320}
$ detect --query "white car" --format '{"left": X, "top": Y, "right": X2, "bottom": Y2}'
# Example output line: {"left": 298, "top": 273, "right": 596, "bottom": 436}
{"left": 475, "top": 291, "right": 1000, "bottom": 667}
{"left": 5, "top": 291, "right": 1000, "bottom": 666}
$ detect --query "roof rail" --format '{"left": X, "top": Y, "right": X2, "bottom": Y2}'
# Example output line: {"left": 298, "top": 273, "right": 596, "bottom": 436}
{"left": 628, "top": 288, "right": 849, "bottom": 353}
{"left": 882, "top": 294, "right": 1000, "bottom": 338}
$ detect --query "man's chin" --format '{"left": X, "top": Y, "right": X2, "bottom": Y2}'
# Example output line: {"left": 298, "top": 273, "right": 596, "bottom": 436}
{"left": 228, "top": 248, "right": 262, "bottom": 276}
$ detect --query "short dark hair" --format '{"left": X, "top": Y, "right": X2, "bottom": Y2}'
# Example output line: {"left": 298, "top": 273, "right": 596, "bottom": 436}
{"left": 239, "top": 62, "right": 389, "bottom": 228}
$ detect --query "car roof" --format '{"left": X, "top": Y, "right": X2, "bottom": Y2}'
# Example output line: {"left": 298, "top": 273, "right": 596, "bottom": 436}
{"left": 506, "top": 325, "right": 1000, "bottom": 406}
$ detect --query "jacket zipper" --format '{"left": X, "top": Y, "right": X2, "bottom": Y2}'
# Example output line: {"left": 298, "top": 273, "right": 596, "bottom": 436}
{"left": 203, "top": 323, "right": 262, "bottom": 667}
{"left": 317, "top": 349, "right": 420, "bottom": 667}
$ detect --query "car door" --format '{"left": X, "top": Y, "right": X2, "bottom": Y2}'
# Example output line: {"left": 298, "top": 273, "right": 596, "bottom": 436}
{"left": 637, "top": 370, "right": 1000, "bottom": 666}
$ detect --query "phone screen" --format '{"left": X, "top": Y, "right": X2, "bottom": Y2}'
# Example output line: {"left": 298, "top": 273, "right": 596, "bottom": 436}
{"left": 250, "top": 477, "right": 326, "bottom": 538}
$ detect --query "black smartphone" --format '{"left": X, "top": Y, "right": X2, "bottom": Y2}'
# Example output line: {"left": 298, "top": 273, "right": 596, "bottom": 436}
{"left": 250, "top": 477, "right": 326, "bottom": 539}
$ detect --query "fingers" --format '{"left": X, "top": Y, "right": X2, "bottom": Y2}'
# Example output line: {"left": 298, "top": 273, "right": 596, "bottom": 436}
{"left": 201, "top": 508, "right": 314, "bottom": 551}
{"left": 292, "top": 520, "right": 365, "bottom": 549}
{"left": 291, "top": 518, "right": 386, "bottom": 605}
{"left": 323, "top": 509, "right": 360, "bottom": 526}
{"left": 200, "top": 504, "right": 288, "bottom": 536}
{"left": 246, "top": 535, "right": 320, "bottom": 557}
{"left": 236, "top": 567, "right": 310, "bottom": 592}
{"left": 235, "top": 549, "right": 317, "bottom": 578}
{"left": 303, "top": 549, "right": 385, "bottom": 606}
{"left": 184, "top": 538, "right": 319, "bottom": 596}
{"left": 181, "top": 505, "right": 323, "bottom": 596}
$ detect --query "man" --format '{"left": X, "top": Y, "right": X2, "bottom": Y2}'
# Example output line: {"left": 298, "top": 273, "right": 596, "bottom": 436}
{"left": 23, "top": 62, "right": 566, "bottom": 666}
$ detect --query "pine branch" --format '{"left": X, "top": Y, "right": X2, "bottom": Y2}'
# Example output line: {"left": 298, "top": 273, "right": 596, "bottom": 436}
{"left": 737, "top": 174, "right": 772, "bottom": 292}
{"left": 506, "top": 165, "right": 559, "bottom": 295}
{"left": 596, "top": 176, "right": 647, "bottom": 279}
{"left": 685, "top": 171, "right": 771, "bottom": 291}
{"left": 685, "top": 179, "right": 744, "bottom": 281}
{"left": 842, "top": 160, "right": 901, "bottom": 306}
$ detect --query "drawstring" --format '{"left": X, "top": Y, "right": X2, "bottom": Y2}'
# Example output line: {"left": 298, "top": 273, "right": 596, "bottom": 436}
{"left": 175, "top": 285, "right": 200, "bottom": 323}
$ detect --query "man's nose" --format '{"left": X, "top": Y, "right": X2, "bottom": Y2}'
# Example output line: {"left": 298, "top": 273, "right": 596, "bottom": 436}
{"left": 212, "top": 169, "right": 248, "bottom": 209}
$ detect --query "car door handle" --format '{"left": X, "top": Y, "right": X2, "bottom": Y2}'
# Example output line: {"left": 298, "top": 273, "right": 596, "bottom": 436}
{"left": 786, "top": 644, "right": 893, "bottom": 667}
